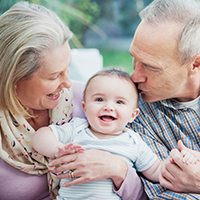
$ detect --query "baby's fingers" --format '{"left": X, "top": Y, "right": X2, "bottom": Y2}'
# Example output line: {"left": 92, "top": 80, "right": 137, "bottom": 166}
{"left": 182, "top": 150, "right": 197, "bottom": 164}
{"left": 68, "top": 144, "right": 85, "bottom": 153}
{"left": 55, "top": 143, "right": 76, "bottom": 157}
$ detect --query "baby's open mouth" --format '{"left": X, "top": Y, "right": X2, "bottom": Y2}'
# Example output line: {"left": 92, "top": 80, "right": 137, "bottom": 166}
{"left": 100, "top": 115, "right": 116, "bottom": 122}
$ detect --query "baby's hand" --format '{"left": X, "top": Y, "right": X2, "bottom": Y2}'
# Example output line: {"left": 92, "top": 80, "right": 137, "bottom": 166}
{"left": 181, "top": 149, "right": 197, "bottom": 165}
{"left": 55, "top": 143, "right": 85, "bottom": 158}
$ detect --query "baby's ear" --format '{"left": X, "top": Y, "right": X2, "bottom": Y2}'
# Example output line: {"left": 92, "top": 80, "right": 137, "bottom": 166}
{"left": 130, "top": 108, "right": 140, "bottom": 122}
{"left": 82, "top": 101, "right": 86, "bottom": 112}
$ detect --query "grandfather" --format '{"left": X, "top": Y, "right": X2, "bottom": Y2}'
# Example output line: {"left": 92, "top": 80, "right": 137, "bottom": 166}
{"left": 129, "top": 0, "right": 200, "bottom": 199}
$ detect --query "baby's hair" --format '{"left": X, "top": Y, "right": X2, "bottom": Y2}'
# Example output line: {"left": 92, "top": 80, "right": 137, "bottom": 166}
{"left": 83, "top": 67, "right": 139, "bottom": 106}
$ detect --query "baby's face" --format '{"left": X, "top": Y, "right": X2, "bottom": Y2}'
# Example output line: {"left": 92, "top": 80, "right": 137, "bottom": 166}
{"left": 82, "top": 75, "right": 139, "bottom": 139}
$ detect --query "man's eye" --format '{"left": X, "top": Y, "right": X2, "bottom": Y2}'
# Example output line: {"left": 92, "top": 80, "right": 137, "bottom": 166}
{"left": 116, "top": 100, "right": 124, "bottom": 104}
{"left": 95, "top": 98, "right": 103, "bottom": 102}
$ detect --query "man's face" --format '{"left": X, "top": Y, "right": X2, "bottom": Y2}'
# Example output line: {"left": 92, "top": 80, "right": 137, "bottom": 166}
{"left": 130, "top": 21, "right": 192, "bottom": 102}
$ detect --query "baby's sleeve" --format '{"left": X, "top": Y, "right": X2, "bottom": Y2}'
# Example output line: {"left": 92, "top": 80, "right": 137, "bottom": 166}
{"left": 132, "top": 132, "right": 158, "bottom": 172}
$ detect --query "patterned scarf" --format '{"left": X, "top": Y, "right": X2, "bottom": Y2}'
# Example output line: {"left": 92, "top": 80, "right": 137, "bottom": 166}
{"left": 0, "top": 87, "right": 73, "bottom": 199}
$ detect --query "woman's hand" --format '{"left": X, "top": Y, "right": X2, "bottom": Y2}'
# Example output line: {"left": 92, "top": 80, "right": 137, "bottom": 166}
{"left": 49, "top": 149, "right": 128, "bottom": 189}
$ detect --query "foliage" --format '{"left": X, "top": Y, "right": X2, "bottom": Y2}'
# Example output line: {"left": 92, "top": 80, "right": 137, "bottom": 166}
{"left": 0, "top": 0, "right": 101, "bottom": 47}
{"left": 100, "top": 49, "right": 133, "bottom": 74}
{"left": 0, "top": 0, "right": 19, "bottom": 14}
{"left": 118, "top": 0, "right": 153, "bottom": 36}
{"left": 29, "top": 0, "right": 100, "bottom": 47}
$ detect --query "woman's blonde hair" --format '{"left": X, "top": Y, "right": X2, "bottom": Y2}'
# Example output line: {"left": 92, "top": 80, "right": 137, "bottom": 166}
{"left": 0, "top": 2, "right": 72, "bottom": 117}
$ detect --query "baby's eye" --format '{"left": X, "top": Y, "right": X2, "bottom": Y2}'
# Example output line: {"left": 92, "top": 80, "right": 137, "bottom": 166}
{"left": 116, "top": 100, "right": 124, "bottom": 104}
{"left": 95, "top": 98, "right": 103, "bottom": 102}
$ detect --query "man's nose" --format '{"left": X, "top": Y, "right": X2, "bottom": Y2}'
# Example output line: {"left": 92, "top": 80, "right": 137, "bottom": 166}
{"left": 131, "top": 66, "right": 146, "bottom": 83}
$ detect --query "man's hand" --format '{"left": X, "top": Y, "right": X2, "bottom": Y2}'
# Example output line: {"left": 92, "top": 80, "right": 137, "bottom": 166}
{"left": 159, "top": 143, "right": 200, "bottom": 193}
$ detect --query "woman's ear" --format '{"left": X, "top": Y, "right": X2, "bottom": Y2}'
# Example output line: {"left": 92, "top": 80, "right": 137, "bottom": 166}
{"left": 130, "top": 108, "right": 140, "bottom": 122}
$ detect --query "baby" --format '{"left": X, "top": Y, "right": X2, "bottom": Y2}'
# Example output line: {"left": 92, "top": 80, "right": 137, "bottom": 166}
{"left": 32, "top": 68, "right": 197, "bottom": 200}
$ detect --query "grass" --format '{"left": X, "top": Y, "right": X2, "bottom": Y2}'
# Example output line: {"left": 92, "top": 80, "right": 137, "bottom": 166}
{"left": 99, "top": 49, "right": 133, "bottom": 74}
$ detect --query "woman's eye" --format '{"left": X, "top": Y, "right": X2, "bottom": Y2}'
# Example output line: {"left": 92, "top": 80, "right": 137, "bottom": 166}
{"left": 116, "top": 100, "right": 124, "bottom": 104}
{"left": 50, "top": 74, "right": 60, "bottom": 80}
{"left": 95, "top": 98, "right": 103, "bottom": 102}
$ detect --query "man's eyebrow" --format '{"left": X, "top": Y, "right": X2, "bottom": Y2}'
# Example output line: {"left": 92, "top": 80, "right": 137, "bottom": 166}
{"left": 135, "top": 58, "right": 162, "bottom": 71}
{"left": 130, "top": 50, "right": 162, "bottom": 71}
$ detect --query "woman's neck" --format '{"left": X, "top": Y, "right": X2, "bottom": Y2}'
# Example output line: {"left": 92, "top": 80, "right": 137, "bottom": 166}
{"left": 26, "top": 109, "right": 49, "bottom": 131}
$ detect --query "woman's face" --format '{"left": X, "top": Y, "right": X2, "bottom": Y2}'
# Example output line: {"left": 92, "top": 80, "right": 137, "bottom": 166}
{"left": 16, "top": 41, "right": 72, "bottom": 111}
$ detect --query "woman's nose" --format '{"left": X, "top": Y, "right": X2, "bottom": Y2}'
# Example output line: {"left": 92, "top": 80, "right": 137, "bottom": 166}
{"left": 61, "top": 71, "right": 72, "bottom": 88}
{"left": 63, "top": 77, "right": 72, "bottom": 88}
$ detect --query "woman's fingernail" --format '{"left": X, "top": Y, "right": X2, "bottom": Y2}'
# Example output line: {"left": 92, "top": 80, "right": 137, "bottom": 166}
{"left": 49, "top": 170, "right": 57, "bottom": 176}
{"left": 49, "top": 163, "right": 52, "bottom": 167}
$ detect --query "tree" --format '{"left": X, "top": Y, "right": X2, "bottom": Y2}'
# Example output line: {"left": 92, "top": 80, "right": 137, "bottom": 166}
{"left": 0, "top": 0, "right": 101, "bottom": 47}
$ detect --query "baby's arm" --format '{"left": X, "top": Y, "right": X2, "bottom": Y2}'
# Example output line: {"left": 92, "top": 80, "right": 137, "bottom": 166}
{"left": 32, "top": 127, "right": 63, "bottom": 158}
{"left": 32, "top": 127, "right": 84, "bottom": 158}
{"left": 141, "top": 141, "right": 199, "bottom": 190}
{"left": 141, "top": 159, "right": 161, "bottom": 182}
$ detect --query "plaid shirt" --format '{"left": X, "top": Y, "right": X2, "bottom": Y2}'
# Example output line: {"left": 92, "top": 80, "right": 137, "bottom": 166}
{"left": 129, "top": 95, "right": 200, "bottom": 200}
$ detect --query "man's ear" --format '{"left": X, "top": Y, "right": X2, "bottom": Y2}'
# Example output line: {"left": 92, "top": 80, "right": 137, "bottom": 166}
{"left": 190, "top": 55, "right": 200, "bottom": 75}
{"left": 130, "top": 108, "right": 140, "bottom": 122}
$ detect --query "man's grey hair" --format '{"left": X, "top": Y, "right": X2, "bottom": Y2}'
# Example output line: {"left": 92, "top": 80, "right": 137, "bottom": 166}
{"left": 139, "top": 0, "right": 200, "bottom": 64}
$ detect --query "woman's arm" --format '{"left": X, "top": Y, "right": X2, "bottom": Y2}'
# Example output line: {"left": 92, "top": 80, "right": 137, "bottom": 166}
{"left": 49, "top": 149, "right": 127, "bottom": 188}
{"left": 49, "top": 150, "right": 148, "bottom": 200}
{"left": 114, "top": 164, "right": 149, "bottom": 200}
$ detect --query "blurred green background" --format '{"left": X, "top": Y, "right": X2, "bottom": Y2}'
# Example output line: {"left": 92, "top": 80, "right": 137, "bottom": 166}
{"left": 0, "top": 0, "right": 154, "bottom": 74}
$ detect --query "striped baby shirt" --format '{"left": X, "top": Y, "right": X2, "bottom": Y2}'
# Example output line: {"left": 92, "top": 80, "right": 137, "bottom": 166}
{"left": 50, "top": 117, "right": 157, "bottom": 200}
